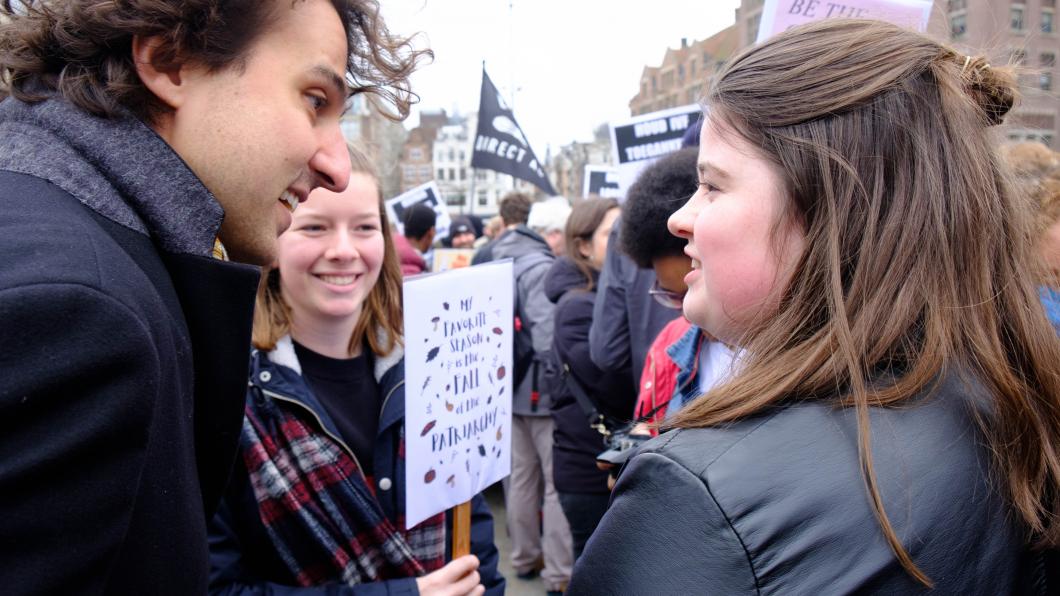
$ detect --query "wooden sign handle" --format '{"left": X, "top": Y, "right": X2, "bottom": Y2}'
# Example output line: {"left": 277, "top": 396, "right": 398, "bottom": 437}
{"left": 452, "top": 500, "right": 472, "bottom": 558}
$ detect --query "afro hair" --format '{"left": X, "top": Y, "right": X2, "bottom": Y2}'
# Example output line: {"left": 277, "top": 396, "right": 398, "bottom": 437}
{"left": 620, "top": 147, "right": 699, "bottom": 268}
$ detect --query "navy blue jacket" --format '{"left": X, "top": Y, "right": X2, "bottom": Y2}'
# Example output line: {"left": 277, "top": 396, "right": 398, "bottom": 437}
{"left": 588, "top": 220, "right": 676, "bottom": 389}
{"left": 209, "top": 337, "right": 505, "bottom": 595}
{"left": 0, "top": 96, "right": 259, "bottom": 594}
{"left": 544, "top": 257, "right": 637, "bottom": 494}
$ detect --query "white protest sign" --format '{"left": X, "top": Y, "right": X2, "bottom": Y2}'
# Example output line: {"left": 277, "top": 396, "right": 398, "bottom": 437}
{"left": 386, "top": 181, "right": 453, "bottom": 241}
{"left": 403, "top": 261, "right": 513, "bottom": 528}
{"left": 756, "top": 0, "right": 932, "bottom": 43}
{"left": 582, "top": 166, "right": 621, "bottom": 199}
{"left": 609, "top": 104, "right": 701, "bottom": 199}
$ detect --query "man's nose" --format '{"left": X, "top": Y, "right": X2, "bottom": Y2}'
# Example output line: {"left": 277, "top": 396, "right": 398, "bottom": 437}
{"left": 310, "top": 127, "right": 352, "bottom": 193}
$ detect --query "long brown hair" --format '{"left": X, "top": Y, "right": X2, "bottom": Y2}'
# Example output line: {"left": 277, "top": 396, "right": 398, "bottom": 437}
{"left": 253, "top": 143, "right": 404, "bottom": 357}
{"left": 0, "top": 0, "right": 430, "bottom": 123}
{"left": 564, "top": 197, "right": 618, "bottom": 290}
{"left": 668, "top": 19, "right": 1060, "bottom": 586}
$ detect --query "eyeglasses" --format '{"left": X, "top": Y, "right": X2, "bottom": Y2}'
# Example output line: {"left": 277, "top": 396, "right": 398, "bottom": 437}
{"left": 649, "top": 279, "right": 685, "bottom": 310}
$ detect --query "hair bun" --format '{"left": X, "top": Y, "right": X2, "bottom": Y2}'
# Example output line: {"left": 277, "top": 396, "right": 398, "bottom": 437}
{"left": 960, "top": 55, "right": 1017, "bottom": 126}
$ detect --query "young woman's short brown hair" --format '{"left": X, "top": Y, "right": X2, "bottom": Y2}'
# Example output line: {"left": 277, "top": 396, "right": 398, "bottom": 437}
{"left": 0, "top": 0, "right": 430, "bottom": 123}
{"left": 252, "top": 143, "right": 403, "bottom": 356}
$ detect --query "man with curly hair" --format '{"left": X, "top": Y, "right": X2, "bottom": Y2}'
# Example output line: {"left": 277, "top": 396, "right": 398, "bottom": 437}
{"left": 0, "top": 1, "right": 425, "bottom": 592}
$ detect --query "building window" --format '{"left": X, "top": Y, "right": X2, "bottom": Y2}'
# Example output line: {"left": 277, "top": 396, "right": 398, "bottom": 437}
{"left": 689, "top": 59, "right": 696, "bottom": 75}
{"left": 947, "top": 0, "right": 966, "bottom": 11}
{"left": 1043, "top": 10, "right": 1055, "bottom": 33}
{"left": 1012, "top": 49, "right": 1027, "bottom": 65}
{"left": 1011, "top": 6, "right": 1025, "bottom": 31}
{"left": 459, "top": 168, "right": 466, "bottom": 181}
{"left": 437, "top": 168, "right": 444, "bottom": 180}
{"left": 409, "top": 147, "right": 423, "bottom": 161}
{"left": 446, "top": 194, "right": 465, "bottom": 207}
{"left": 459, "top": 150, "right": 466, "bottom": 162}
{"left": 1043, "top": 52, "right": 1056, "bottom": 67}
{"left": 448, "top": 168, "right": 455, "bottom": 181}
{"left": 950, "top": 13, "right": 967, "bottom": 38}
{"left": 478, "top": 191, "right": 488, "bottom": 206}
{"left": 1041, "top": 72, "right": 1053, "bottom": 91}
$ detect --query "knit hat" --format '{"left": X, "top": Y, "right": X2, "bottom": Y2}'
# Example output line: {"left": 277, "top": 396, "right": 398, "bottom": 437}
{"left": 403, "top": 203, "right": 437, "bottom": 240}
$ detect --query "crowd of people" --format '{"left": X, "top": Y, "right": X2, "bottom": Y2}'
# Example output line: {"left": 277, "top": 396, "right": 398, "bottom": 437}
{"left": 1, "top": 1, "right": 1059, "bottom": 595}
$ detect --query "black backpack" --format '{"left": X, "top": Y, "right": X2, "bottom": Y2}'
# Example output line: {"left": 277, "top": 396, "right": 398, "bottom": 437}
{"left": 510, "top": 252, "right": 555, "bottom": 408}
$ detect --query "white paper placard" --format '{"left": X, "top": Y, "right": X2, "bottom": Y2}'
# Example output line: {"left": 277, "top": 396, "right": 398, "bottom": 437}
{"left": 402, "top": 260, "right": 513, "bottom": 528}
{"left": 756, "top": 0, "right": 932, "bottom": 44}
{"left": 386, "top": 181, "right": 453, "bottom": 241}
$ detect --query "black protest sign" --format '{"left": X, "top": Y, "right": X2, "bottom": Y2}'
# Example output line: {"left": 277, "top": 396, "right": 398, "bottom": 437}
{"left": 582, "top": 166, "right": 620, "bottom": 199}
{"left": 470, "top": 70, "right": 556, "bottom": 195}
{"left": 610, "top": 105, "right": 701, "bottom": 166}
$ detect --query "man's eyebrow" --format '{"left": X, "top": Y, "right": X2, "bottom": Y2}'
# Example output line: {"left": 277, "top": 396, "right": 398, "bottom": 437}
{"left": 311, "top": 65, "right": 349, "bottom": 100}
{"left": 698, "top": 161, "right": 731, "bottom": 181}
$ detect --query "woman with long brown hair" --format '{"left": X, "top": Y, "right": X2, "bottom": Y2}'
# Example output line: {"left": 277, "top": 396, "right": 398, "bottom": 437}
{"left": 569, "top": 19, "right": 1060, "bottom": 594}
{"left": 208, "top": 145, "right": 504, "bottom": 596}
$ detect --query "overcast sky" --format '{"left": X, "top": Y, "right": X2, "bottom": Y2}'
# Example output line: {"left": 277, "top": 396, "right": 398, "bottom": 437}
{"left": 380, "top": 0, "right": 740, "bottom": 155}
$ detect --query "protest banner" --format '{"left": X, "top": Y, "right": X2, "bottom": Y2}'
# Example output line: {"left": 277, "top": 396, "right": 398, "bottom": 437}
{"left": 582, "top": 166, "right": 621, "bottom": 199}
{"left": 470, "top": 68, "right": 556, "bottom": 195}
{"left": 609, "top": 104, "right": 701, "bottom": 198}
{"left": 432, "top": 248, "right": 475, "bottom": 273}
{"left": 403, "top": 261, "right": 513, "bottom": 530}
{"left": 386, "top": 181, "right": 452, "bottom": 241}
{"left": 756, "top": 0, "right": 932, "bottom": 43}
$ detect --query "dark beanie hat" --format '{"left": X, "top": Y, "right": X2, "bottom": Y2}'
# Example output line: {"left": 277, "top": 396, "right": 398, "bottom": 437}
{"left": 403, "top": 203, "right": 437, "bottom": 240}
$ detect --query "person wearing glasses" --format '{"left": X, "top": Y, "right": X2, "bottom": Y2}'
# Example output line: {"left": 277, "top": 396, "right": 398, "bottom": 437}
{"left": 616, "top": 149, "right": 739, "bottom": 436}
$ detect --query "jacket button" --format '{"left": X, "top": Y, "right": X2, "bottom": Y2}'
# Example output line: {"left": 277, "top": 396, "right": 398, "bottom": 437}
{"left": 378, "top": 477, "right": 393, "bottom": 491}
{"left": 259, "top": 371, "right": 272, "bottom": 383}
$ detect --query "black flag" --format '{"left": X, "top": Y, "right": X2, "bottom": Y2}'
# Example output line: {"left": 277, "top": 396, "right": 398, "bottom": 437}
{"left": 470, "top": 70, "right": 556, "bottom": 195}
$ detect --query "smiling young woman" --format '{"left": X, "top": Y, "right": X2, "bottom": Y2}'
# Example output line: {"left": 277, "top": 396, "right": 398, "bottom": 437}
{"left": 569, "top": 19, "right": 1060, "bottom": 594}
{"left": 209, "top": 145, "right": 506, "bottom": 596}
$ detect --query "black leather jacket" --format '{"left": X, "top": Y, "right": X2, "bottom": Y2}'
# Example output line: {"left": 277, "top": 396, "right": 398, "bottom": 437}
{"left": 568, "top": 374, "right": 1028, "bottom": 594}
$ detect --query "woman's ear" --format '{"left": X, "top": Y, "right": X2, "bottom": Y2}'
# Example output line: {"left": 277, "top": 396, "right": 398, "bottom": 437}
{"left": 576, "top": 237, "right": 591, "bottom": 259}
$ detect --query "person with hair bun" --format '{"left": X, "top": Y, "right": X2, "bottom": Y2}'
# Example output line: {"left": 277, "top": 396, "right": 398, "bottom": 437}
{"left": 570, "top": 19, "right": 1060, "bottom": 594}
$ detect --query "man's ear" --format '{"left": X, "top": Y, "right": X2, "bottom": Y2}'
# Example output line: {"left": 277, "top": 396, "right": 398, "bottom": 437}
{"left": 131, "top": 35, "right": 188, "bottom": 111}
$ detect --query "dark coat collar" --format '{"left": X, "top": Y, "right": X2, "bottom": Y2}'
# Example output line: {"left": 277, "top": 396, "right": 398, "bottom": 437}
{"left": 0, "top": 94, "right": 223, "bottom": 257}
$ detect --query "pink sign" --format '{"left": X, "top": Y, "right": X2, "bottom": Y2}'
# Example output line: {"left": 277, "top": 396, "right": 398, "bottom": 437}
{"left": 756, "top": 0, "right": 932, "bottom": 43}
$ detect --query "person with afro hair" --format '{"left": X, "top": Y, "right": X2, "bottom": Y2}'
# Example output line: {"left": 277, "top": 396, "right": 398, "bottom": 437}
{"left": 619, "top": 148, "right": 738, "bottom": 436}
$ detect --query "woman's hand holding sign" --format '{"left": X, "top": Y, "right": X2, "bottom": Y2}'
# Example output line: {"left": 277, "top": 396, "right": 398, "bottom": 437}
{"left": 416, "top": 555, "right": 485, "bottom": 596}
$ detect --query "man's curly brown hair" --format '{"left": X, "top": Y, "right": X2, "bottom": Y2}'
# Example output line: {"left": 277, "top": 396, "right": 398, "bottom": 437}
{"left": 0, "top": 0, "right": 431, "bottom": 123}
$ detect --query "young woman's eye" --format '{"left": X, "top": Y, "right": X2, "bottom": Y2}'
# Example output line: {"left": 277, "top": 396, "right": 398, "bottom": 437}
{"left": 699, "top": 181, "right": 720, "bottom": 193}
{"left": 299, "top": 224, "right": 325, "bottom": 232}
{"left": 357, "top": 224, "right": 379, "bottom": 233}
{"left": 306, "top": 93, "right": 328, "bottom": 112}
